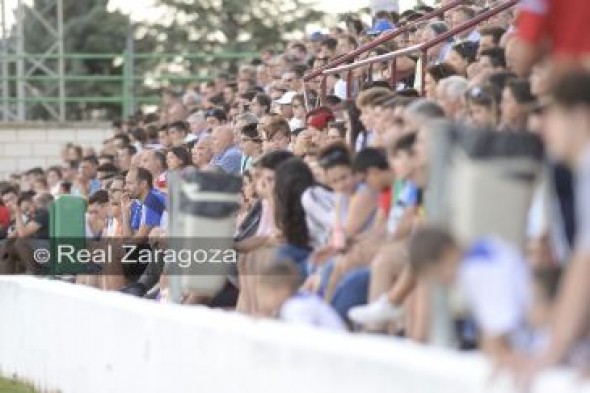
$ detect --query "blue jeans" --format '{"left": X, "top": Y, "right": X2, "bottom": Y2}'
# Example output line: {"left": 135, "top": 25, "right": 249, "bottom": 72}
{"left": 275, "top": 243, "right": 312, "bottom": 280}
{"left": 317, "top": 261, "right": 370, "bottom": 321}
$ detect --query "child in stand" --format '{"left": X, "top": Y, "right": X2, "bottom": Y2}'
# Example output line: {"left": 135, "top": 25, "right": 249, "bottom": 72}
{"left": 386, "top": 132, "right": 419, "bottom": 236}
{"left": 257, "top": 259, "right": 346, "bottom": 331}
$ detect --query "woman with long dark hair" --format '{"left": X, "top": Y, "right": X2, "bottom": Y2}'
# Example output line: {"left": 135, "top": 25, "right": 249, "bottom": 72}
{"left": 273, "top": 157, "right": 316, "bottom": 278}
{"left": 343, "top": 100, "right": 366, "bottom": 151}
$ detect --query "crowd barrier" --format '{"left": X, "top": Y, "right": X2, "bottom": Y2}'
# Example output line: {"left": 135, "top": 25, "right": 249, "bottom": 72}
{"left": 0, "top": 277, "right": 588, "bottom": 393}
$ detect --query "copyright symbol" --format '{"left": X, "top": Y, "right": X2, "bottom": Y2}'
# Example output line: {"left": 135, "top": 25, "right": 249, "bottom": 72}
{"left": 33, "top": 248, "right": 51, "bottom": 264}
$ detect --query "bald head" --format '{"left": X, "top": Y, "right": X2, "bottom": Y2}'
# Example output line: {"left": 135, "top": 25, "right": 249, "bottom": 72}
{"left": 211, "top": 125, "right": 234, "bottom": 155}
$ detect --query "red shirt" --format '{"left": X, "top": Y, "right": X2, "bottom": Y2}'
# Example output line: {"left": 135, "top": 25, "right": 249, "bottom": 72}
{"left": 0, "top": 205, "right": 10, "bottom": 230}
{"left": 517, "top": 0, "right": 590, "bottom": 61}
{"left": 379, "top": 187, "right": 392, "bottom": 216}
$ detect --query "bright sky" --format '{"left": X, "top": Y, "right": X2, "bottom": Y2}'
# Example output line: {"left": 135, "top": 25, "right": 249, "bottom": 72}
{"left": 2, "top": 0, "right": 432, "bottom": 35}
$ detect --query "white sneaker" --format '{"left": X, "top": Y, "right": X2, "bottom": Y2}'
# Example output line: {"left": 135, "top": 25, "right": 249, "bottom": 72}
{"left": 348, "top": 295, "right": 404, "bottom": 325}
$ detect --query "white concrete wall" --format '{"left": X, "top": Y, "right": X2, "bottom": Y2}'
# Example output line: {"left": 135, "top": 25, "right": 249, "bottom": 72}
{"left": 0, "top": 123, "right": 110, "bottom": 180}
{"left": 0, "top": 277, "right": 588, "bottom": 393}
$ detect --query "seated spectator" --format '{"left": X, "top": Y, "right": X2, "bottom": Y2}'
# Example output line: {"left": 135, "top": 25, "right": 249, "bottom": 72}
{"left": 436, "top": 76, "right": 469, "bottom": 120}
{"left": 326, "top": 121, "right": 347, "bottom": 145}
{"left": 210, "top": 125, "right": 242, "bottom": 175}
{"left": 261, "top": 116, "right": 291, "bottom": 153}
{"left": 191, "top": 135, "right": 214, "bottom": 170}
{"left": 445, "top": 41, "right": 479, "bottom": 76}
{"left": 250, "top": 93, "right": 272, "bottom": 118}
{"left": 306, "top": 106, "right": 336, "bottom": 149}
{"left": 465, "top": 84, "right": 501, "bottom": 129}
{"left": 46, "top": 166, "right": 63, "bottom": 196}
{"left": 141, "top": 149, "right": 168, "bottom": 192}
{"left": 73, "top": 156, "right": 101, "bottom": 198}
{"left": 500, "top": 78, "right": 536, "bottom": 131}
{"left": 168, "top": 121, "right": 190, "bottom": 147}
{"left": 289, "top": 94, "right": 307, "bottom": 131}
{"left": 424, "top": 63, "right": 458, "bottom": 99}
{"left": 257, "top": 259, "right": 346, "bottom": 330}
{"left": 205, "top": 108, "right": 228, "bottom": 128}
{"left": 96, "top": 163, "right": 119, "bottom": 188}
{"left": 238, "top": 123, "right": 263, "bottom": 174}
{"left": 407, "top": 226, "right": 531, "bottom": 364}
{"left": 166, "top": 146, "right": 191, "bottom": 172}
{"left": 478, "top": 26, "right": 506, "bottom": 54}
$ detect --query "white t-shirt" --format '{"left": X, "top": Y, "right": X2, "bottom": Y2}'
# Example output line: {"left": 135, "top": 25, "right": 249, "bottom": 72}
{"left": 280, "top": 292, "right": 346, "bottom": 331}
{"left": 289, "top": 117, "right": 305, "bottom": 132}
{"left": 459, "top": 238, "right": 531, "bottom": 341}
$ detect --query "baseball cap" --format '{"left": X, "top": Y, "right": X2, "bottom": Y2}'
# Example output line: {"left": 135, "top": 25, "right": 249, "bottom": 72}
{"left": 275, "top": 91, "right": 298, "bottom": 105}
{"left": 366, "top": 19, "right": 395, "bottom": 36}
{"left": 310, "top": 32, "right": 325, "bottom": 42}
{"left": 306, "top": 106, "right": 335, "bottom": 130}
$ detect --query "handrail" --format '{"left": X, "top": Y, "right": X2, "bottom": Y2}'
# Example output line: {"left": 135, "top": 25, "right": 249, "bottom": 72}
{"left": 303, "top": 0, "right": 464, "bottom": 82}
{"left": 323, "top": 44, "right": 423, "bottom": 75}
{"left": 320, "top": 0, "right": 518, "bottom": 95}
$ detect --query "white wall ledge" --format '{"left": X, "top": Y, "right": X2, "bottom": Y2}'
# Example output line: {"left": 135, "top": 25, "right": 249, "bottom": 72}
{"left": 0, "top": 277, "right": 587, "bottom": 393}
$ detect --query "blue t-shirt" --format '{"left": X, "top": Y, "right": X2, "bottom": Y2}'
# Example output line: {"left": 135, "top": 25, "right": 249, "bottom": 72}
{"left": 130, "top": 189, "right": 167, "bottom": 231}
{"left": 210, "top": 146, "right": 242, "bottom": 175}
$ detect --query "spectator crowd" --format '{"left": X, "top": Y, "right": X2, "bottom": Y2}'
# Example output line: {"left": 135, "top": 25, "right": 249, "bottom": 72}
{"left": 1, "top": 0, "right": 590, "bottom": 388}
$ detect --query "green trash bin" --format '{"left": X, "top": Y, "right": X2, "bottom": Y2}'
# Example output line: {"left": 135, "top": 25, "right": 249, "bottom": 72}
{"left": 49, "top": 195, "right": 86, "bottom": 275}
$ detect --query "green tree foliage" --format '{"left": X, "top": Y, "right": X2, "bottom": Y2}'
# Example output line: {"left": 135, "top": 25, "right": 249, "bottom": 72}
{"left": 151, "top": 0, "right": 324, "bottom": 52}
{"left": 21, "top": 0, "right": 155, "bottom": 119}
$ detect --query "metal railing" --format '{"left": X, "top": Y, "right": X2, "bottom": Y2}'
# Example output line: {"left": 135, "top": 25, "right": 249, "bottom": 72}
{"left": 314, "top": 0, "right": 518, "bottom": 99}
{"left": 0, "top": 51, "right": 256, "bottom": 122}
{"left": 303, "top": 0, "right": 465, "bottom": 85}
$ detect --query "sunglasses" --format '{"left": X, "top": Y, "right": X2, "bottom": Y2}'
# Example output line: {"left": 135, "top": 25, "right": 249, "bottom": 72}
{"left": 466, "top": 86, "right": 494, "bottom": 105}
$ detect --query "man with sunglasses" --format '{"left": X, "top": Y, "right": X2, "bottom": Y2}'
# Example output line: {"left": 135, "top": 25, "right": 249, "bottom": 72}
{"left": 239, "top": 123, "right": 263, "bottom": 175}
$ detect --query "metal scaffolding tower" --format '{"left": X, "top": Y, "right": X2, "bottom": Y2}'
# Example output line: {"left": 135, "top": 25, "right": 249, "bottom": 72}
{"left": 0, "top": 0, "right": 65, "bottom": 121}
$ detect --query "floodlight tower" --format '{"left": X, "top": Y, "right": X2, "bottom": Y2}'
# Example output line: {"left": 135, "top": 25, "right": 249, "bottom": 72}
{"left": 0, "top": 0, "right": 64, "bottom": 121}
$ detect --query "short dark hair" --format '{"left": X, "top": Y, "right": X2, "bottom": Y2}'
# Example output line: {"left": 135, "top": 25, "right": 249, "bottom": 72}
{"left": 258, "top": 150, "right": 294, "bottom": 171}
{"left": 352, "top": 148, "right": 389, "bottom": 173}
{"left": 479, "top": 26, "right": 506, "bottom": 46}
{"left": 253, "top": 93, "right": 272, "bottom": 113}
{"left": 408, "top": 226, "right": 456, "bottom": 274}
{"left": 26, "top": 167, "right": 44, "bottom": 177}
{"left": 480, "top": 47, "right": 506, "bottom": 69}
{"left": 487, "top": 71, "right": 517, "bottom": 92}
{"left": 318, "top": 142, "right": 352, "bottom": 169}
{"left": 130, "top": 127, "right": 147, "bottom": 144}
{"left": 1, "top": 186, "right": 18, "bottom": 197}
{"left": 88, "top": 189, "right": 109, "bottom": 205}
{"left": 169, "top": 121, "right": 189, "bottom": 134}
{"left": 96, "top": 163, "right": 119, "bottom": 178}
{"left": 452, "top": 41, "right": 478, "bottom": 64}
{"left": 47, "top": 166, "right": 62, "bottom": 178}
{"left": 506, "top": 78, "right": 535, "bottom": 104}
{"left": 241, "top": 123, "right": 262, "bottom": 142}
{"left": 321, "top": 37, "right": 338, "bottom": 51}
{"left": 154, "top": 150, "right": 168, "bottom": 170}
{"left": 82, "top": 155, "right": 99, "bottom": 166}
{"left": 99, "top": 154, "right": 115, "bottom": 164}
{"left": 134, "top": 167, "right": 153, "bottom": 189}
{"left": 391, "top": 132, "right": 416, "bottom": 155}
{"left": 119, "top": 145, "right": 137, "bottom": 156}
{"left": 17, "top": 192, "right": 33, "bottom": 206}
{"left": 113, "top": 133, "right": 131, "bottom": 145}
{"left": 552, "top": 71, "right": 590, "bottom": 108}
{"left": 426, "top": 63, "right": 458, "bottom": 83}
{"left": 169, "top": 146, "right": 191, "bottom": 168}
